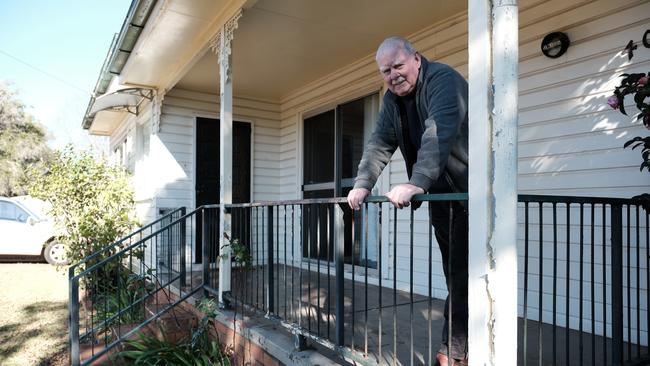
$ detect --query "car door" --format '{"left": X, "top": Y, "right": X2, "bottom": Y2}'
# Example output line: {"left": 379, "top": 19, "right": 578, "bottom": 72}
{"left": 0, "top": 200, "right": 42, "bottom": 255}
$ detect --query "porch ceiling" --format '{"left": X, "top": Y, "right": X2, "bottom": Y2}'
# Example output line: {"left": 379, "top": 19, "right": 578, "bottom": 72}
{"left": 175, "top": 0, "right": 467, "bottom": 101}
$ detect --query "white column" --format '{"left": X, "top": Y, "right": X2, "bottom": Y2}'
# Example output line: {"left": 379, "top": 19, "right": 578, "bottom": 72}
{"left": 468, "top": 0, "right": 518, "bottom": 365}
{"left": 210, "top": 10, "right": 242, "bottom": 306}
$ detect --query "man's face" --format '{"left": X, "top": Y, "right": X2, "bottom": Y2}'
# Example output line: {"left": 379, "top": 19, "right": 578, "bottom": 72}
{"left": 377, "top": 48, "right": 421, "bottom": 97}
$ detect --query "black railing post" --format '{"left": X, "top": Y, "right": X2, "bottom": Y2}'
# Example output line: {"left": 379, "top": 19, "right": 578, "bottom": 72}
{"left": 69, "top": 275, "right": 80, "bottom": 366}
{"left": 179, "top": 207, "right": 187, "bottom": 287}
{"left": 267, "top": 205, "right": 275, "bottom": 315}
{"left": 202, "top": 207, "right": 210, "bottom": 297}
{"left": 334, "top": 203, "right": 345, "bottom": 347}
{"left": 611, "top": 204, "right": 623, "bottom": 366}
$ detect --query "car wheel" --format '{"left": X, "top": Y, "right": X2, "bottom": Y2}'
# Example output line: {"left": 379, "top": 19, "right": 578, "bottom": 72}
{"left": 44, "top": 241, "right": 68, "bottom": 265}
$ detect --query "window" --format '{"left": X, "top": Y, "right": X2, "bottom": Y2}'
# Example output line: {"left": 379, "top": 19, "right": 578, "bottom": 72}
{"left": 0, "top": 201, "right": 29, "bottom": 222}
{"left": 302, "top": 94, "right": 380, "bottom": 268}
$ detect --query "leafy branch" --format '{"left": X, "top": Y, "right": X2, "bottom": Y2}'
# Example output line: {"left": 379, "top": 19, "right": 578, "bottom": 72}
{"left": 608, "top": 72, "right": 649, "bottom": 172}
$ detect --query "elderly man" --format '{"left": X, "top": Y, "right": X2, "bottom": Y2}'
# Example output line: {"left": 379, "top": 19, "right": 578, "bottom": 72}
{"left": 347, "top": 36, "right": 469, "bottom": 365}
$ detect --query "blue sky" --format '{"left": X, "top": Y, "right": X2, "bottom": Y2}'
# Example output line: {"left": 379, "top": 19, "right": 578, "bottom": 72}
{"left": 0, "top": 0, "right": 131, "bottom": 150}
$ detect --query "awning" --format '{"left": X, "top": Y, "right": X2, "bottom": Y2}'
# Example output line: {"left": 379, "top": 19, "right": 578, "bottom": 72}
{"left": 82, "top": 87, "right": 154, "bottom": 130}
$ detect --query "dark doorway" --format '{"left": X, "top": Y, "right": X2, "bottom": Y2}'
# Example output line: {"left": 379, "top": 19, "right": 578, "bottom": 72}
{"left": 195, "top": 117, "right": 251, "bottom": 262}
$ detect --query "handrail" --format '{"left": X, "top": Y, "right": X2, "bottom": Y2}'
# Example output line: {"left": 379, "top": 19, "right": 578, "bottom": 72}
{"left": 208, "top": 193, "right": 469, "bottom": 209}
{"left": 518, "top": 194, "right": 647, "bottom": 205}
{"left": 73, "top": 206, "right": 202, "bottom": 280}
{"left": 69, "top": 207, "right": 185, "bottom": 274}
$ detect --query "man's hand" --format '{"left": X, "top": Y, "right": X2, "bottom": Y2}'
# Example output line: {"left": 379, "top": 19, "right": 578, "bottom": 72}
{"left": 347, "top": 188, "right": 370, "bottom": 210}
{"left": 384, "top": 184, "right": 424, "bottom": 209}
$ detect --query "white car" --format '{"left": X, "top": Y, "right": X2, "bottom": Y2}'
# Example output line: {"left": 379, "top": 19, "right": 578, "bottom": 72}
{"left": 0, "top": 196, "right": 68, "bottom": 265}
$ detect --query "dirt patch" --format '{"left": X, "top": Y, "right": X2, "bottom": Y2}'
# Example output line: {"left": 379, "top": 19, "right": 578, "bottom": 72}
{"left": 0, "top": 263, "right": 69, "bottom": 366}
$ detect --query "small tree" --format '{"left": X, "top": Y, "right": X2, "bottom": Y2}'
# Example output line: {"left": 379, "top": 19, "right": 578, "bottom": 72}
{"left": 0, "top": 82, "right": 52, "bottom": 196}
{"left": 28, "top": 145, "right": 138, "bottom": 266}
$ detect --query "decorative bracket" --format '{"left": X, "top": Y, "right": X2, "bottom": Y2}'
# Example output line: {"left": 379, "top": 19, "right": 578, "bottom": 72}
{"left": 208, "top": 9, "right": 243, "bottom": 81}
{"left": 152, "top": 90, "right": 164, "bottom": 134}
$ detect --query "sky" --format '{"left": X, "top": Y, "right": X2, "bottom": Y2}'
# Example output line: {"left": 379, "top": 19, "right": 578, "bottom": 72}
{"left": 0, "top": 0, "right": 132, "bottom": 151}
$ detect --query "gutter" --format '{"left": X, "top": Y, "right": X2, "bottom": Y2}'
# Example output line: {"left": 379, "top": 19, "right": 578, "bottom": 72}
{"left": 82, "top": 0, "right": 158, "bottom": 130}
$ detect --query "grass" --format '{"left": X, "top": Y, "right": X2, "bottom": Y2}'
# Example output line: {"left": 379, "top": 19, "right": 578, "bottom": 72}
{"left": 0, "top": 263, "right": 69, "bottom": 366}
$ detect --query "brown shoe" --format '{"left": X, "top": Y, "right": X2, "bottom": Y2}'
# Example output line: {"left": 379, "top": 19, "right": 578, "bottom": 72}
{"left": 433, "top": 352, "right": 468, "bottom": 366}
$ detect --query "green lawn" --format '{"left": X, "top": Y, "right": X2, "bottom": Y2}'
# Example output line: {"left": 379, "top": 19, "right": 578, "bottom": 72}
{"left": 0, "top": 263, "right": 69, "bottom": 366}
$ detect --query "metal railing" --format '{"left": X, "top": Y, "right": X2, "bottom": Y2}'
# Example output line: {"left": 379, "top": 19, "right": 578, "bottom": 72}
{"left": 68, "top": 194, "right": 650, "bottom": 366}
{"left": 68, "top": 207, "right": 204, "bottom": 366}
{"left": 518, "top": 195, "right": 649, "bottom": 366}
{"left": 217, "top": 193, "right": 468, "bottom": 366}
{"left": 68, "top": 207, "right": 185, "bottom": 278}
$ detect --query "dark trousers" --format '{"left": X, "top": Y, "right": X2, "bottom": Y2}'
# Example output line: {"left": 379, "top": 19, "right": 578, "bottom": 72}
{"left": 430, "top": 200, "right": 468, "bottom": 360}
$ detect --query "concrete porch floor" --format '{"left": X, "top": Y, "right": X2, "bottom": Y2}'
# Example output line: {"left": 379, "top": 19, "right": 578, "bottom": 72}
{"left": 175, "top": 264, "right": 647, "bottom": 365}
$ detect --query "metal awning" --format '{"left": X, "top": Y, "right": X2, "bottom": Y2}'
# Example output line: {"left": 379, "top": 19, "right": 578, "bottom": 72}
{"left": 82, "top": 87, "right": 154, "bottom": 129}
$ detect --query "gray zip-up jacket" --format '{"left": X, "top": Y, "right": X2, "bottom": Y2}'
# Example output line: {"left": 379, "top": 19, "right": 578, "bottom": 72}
{"left": 353, "top": 56, "right": 469, "bottom": 193}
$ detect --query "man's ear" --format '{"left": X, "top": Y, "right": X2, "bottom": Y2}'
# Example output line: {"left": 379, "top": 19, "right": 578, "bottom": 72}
{"left": 414, "top": 52, "right": 422, "bottom": 67}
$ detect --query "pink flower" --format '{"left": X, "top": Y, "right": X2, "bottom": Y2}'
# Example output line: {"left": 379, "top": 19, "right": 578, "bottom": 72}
{"left": 607, "top": 95, "right": 619, "bottom": 109}
{"left": 639, "top": 76, "right": 648, "bottom": 86}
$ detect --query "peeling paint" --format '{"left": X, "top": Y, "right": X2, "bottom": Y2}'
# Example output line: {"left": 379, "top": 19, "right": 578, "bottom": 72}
{"left": 483, "top": 273, "right": 496, "bottom": 366}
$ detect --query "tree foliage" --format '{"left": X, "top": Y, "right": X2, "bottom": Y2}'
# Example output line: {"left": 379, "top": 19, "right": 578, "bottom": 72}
{"left": 28, "top": 146, "right": 138, "bottom": 265}
{"left": 0, "top": 82, "right": 52, "bottom": 196}
{"left": 608, "top": 72, "right": 649, "bottom": 172}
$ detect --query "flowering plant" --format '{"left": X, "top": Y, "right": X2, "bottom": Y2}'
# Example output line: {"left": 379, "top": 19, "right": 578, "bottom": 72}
{"left": 608, "top": 72, "right": 649, "bottom": 172}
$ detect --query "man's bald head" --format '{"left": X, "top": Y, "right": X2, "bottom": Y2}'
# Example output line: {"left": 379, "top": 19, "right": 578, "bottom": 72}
{"left": 375, "top": 36, "right": 416, "bottom": 61}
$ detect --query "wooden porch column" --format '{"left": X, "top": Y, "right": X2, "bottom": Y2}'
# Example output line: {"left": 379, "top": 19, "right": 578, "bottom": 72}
{"left": 210, "top": 10, "right": 242, "bottom": 306}
{"left": 468, "top": 0, "right": 518, "bottom": 365}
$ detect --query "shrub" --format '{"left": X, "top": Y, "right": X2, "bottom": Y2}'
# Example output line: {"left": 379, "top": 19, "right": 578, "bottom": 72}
{"left": 28, "top": 145, "right": 138, "bottom": 267}
{"left": 117, "top": 298, "right": 232, "bottom": 365}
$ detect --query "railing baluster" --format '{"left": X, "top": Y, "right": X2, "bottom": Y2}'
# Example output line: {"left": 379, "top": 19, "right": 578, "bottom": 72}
{"left": 580, "top": 203, "right": 584, "bottom": 365}
{"left": 307, "top": 204, "right": 312, "bottom": 332}
{"left": 392, "top": 206, "right": 397, "bottom": 366}
{"left": 538, "top": 202, "right": 543, "bottom": 366}
{"left": 590, "top": 203, "right": 596, "bottom": 366}
{"left": 278, "top": 205, "right": 289, "bottom": 321}
{"left": 523, "top": 201, "right": 529, "bottom": 366}
{"left": 646, "top": 210, "right": 649, "bottom": 362}
{"left": 276, "top": 206, "right": 280, "bottom": 317}
{"left": 409, "top": 206, "right": 414, "bottom": 366}
{"left": 552, "top": 202, "right": 557, "bottom": 366}
{"left": 566, "top": 203, "right": 571, "bottom": 366}
{"left": 291, "top": 205, "right": 295, "bottom": 324}
{"left": 267, "top": 205, "right": 275, "bottom": 315}
{"left": 299, "top": 204, "right": 304, "bottom": 333}
{"left": 327, "top": 204, "right": 332, "bottom": 340}
{"left": 627, "top": 204, "right": 632, "bottom": 362}
{"left": 378, "top": 202, "right": 383, "bottom": 363}
{"left": 428, "top": 201, "right": 433, "bottom": 366}
{"left": 352, "top": 207, "right": 356, "bottom": 350}
{"left": 334, "top": 202, "right": 345, "bottom": 347}
{"left": 602, "top": 205, "right": 608, "bottom": 365}
{"left": 202, "top": 208, "right": 209, "bottom": 295}
{"left": 447, "top": 201, "right": 454, "bottom": 363}
{"left": 364, "top": 202, "right": 369, "bottom": 357}
{"left": 262, "top": 207, "right": 266, "bottom": 313}
{"left": 628, "top": 205, "right": 641, "bottom": 358}
{"left": 316, "top": 203, "right": 321, "bottom": 337}
{"left": 612, "top": 203, "right": 624, "bottom": 366}
{"left": 180, "top": 207, "right": 186, "bottom": 287}
{"left": 70, "top": 276, "right": 80, "bottom": 366}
